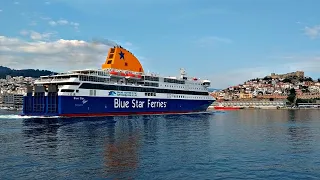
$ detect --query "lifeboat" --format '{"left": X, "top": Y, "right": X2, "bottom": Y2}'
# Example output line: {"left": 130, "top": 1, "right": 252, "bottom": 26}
{"left": 136, "top": 74, "right": 142, "bottom": 78}
{"left": 126, "top": 72, "right": 136, "bottom": 78}
{"left": 119, "top": 72, "right": 126, "bottom": 76}
{"left": 193, "top": 77, "right": 198, "bottom": 81}
{"left": 110, "top": 71, "right": 118, "bottom": 75}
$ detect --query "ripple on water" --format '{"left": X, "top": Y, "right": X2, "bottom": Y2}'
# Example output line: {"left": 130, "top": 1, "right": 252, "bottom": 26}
{"left": 0, "top": 110, "right": 320, "bottom": 179}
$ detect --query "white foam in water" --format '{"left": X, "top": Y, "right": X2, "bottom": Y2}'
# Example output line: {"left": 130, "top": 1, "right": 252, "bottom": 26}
{"left": 0, "top": 114, "right": 30, "bottom": 119}
{"left": 0, "top": 114, "right": 60, "bottom": 119}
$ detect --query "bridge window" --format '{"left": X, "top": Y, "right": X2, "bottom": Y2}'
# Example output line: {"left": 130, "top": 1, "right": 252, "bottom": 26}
{"left": 164, "top": 78, "right": 185, "bottom": 84}
{"left": 107, "top": 60, "right": 112, "bottom": 64}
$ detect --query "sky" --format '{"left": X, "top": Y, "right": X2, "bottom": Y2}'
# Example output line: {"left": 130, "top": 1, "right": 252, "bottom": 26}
{"left": 0, "top": 0, "right": 320, "bottom": 88}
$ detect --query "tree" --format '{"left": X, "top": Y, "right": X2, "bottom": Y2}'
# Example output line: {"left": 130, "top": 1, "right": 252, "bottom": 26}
{"left": 287, "top": 88, "right": 296, "bottom": 105}
{"left": 318, "top": 78, "right": 320, "bottom": 83}
{"left": 263, "top": 76, "right": 272, "bottom": 81}
{"left": 304, "top": 77, "right": 313, "bottom": 82}
{"left": 0, "top": 66, "right": 55, "bottom": 79}
{"left": 282, "top": 78, "right": 292, "bottom": 83}
{"left": 299, "top": 78, "right": 305, "bottom": 82}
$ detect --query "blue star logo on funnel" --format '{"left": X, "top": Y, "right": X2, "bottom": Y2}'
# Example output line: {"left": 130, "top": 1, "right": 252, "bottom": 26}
{"left": 119, "top": 51, "right": 125, "bottom": 59}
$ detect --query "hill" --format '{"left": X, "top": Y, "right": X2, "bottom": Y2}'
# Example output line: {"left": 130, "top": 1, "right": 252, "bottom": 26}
{"left": 0, "top": 66, "right": 56, "bottom": 79}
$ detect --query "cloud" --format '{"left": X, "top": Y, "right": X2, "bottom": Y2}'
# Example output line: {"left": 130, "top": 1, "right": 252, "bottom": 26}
{"left": 48, "top": 21, "right": 56, "bottom": 26}
{"left": 49, "top": 20, "right": 68, "bottom": 26}
{"left": 40, "top": 16, "right": 51, "bottom": 20}
{"left": 208, "top": 67, "right": 271, "bottom": 89}
{"left": 207, "top": 57, "right": 320, "bottom": 89}
{"left": 0, "top": 9, "right": 2, "bottom": 12}
{"left": 304, "top": 25, "right": 320, "bottom": 39}
{"left": 0, "top": 35, "right": 112, "bottom": 72}
{"left": 19, "top": 30, "right": 29, "bottom": 36}
{"left": 123, "top": 41, "right": 133, "bottom": 47}
{"left": 28, "top": 21, "right": 37, "bottom": 26}
{"left": 19, "top": 30, "right": 56, "bottom": 41}
{"left": 285, "top": 57, "right": 320, "bottom": 73}
{"left": 48, "top": 19, "right": 80, "bottom": 31}
{"left": 196, "top": 36, "right": 233, "bottom": 47}
{"left": 45, "top": 1, "right": 50, "bottom": 5}
{"left": 14, "top": 1, "right": 19, "bottom": 5}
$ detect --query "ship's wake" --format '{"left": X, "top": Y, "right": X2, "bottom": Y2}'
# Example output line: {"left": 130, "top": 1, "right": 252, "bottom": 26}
{"left": 0, "top": 114, "right": 60, "bottom": 119}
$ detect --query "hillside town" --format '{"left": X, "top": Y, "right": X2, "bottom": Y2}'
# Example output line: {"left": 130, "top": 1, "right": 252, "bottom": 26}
{"left": 1, "top": 71, "right": 320, "bottom": 110}
{"left": 0, "top": 75, "right": 35, "bottom": 110}
{"left": 210, "top": 71, "right": 320, "bottom": 106}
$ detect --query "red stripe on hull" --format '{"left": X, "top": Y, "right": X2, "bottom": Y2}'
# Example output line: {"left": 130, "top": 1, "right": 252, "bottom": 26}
{"left": 60, "top": 111, "right": 206, "bottom": 117}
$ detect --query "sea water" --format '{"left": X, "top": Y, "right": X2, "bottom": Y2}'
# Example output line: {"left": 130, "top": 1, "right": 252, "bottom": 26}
{"left": 0, "top": 109, "right": 320, "bottom": 179}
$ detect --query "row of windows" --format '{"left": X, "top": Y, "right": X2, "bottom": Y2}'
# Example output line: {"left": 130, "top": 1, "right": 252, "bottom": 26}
{"left": 172, "top": 95, "right": 211, "bottom": 99}
{"left": 79, "top": 83, "right": 209, "bottom": 95}
{"left": 164, "top": 78, "right": 185, "bottom": 84}
{"left": 164, "top": 84, "right": 184, "bottom": 88}
{"left": 79, "top": 75, "right": 107, "bottom": 83}
{"left": 145, "top": 92, "right": 156, "bottom": 96}
{"left": 43, "top": 82, "right": 80, "bottom": 86}
{"left": 41, "top": 75, "right": 78, "bottom": 80}
{"left": 143, "top": 76, "right": 159, "bottom": 81}
{"left": 163, "top": 84, "right": 205, "bottom": 90}
{"left": 144, "top": 82, "right": 159, "bottom": 87}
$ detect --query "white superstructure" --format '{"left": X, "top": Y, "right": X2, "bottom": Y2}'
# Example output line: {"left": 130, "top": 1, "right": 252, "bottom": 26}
{"left": 34, "top": 68, "right": 214, "bottom": 101}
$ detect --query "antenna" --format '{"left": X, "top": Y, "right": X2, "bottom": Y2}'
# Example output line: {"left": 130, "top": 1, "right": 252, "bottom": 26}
{"left": 180, "top": 68, "right": 186, "bottom": 75}
{"left": 180, "top": 68, "right": 187, "bottom": 79}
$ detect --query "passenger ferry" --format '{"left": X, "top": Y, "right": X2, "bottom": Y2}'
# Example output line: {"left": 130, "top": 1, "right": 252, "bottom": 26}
{"left": 22, "top": 46, "right": 215, "bottom": 117}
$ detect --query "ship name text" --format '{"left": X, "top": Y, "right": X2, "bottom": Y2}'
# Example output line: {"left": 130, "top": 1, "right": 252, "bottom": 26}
{"left": 114, "top": 98, "right": 167, "bottom": 108}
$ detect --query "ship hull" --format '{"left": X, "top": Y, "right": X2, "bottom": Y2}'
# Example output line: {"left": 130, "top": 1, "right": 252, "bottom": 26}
{"left": 22, "top": 95, "right": 214, "bottom": 117}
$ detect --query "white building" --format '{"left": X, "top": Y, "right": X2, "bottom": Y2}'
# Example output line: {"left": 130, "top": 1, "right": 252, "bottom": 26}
{"left": 1, "top": 93, "right": 24, "bottom": 108}
{"left": 6, "top": 75, "right": 11, "bottom": 80}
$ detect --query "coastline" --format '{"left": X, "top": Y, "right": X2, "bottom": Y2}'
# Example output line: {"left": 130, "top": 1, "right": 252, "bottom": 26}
{"left": 208, "top": 105, "right": 320, "bottom": 110}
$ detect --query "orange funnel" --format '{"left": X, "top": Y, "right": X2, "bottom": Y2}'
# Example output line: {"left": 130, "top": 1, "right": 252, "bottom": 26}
{"left": 102, "top": 46, "right": 144, "bottom": 73}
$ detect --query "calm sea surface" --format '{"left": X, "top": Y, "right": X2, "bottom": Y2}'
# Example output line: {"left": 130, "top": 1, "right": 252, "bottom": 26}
{"left": 0, "top": 109, "right": 320, "bottom": 180}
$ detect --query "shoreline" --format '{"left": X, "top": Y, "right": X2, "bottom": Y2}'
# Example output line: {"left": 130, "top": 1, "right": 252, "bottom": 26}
{"left": 208, "top": 106, "right": 320, "bottom": 110}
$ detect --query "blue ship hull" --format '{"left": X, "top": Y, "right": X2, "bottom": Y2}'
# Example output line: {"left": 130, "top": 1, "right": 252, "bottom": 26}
{"left": 22, "top": 94, "right": 214, "bottom": 117}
